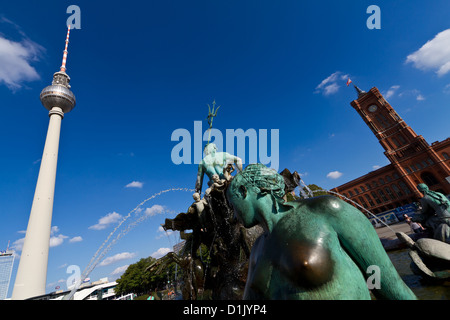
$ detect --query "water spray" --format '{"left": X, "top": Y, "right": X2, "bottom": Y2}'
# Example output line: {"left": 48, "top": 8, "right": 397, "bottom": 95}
{"left": 63, "top": 187, "right": 195, "bottom": 300}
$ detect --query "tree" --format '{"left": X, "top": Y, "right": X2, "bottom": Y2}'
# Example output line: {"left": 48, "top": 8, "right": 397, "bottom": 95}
{"left": 115, "top": 255, "right": 181, "bottom": 297}
{"left": 115, "top": 257, "right": 159, "bottom": 296}
{"left": 307, "top": 184, "right": 328, "bottom": 196}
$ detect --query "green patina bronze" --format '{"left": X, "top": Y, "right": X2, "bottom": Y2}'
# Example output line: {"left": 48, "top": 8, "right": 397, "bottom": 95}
{"left": 195, "top": 102, "right": 242, "bottom": 193}
{"left": 414, "top": 183, "right": 450, "bottom": 243}
{"left": 206, "top": 100, "right": 220, "bottom": 146}
{"left": 226, "top": 163, "right": 417, "bottom": 300}
{"left": 195, "top": 143, "right": 242, "bottom": 193}
{"left": 417, "top": 183, "right": 450, "bottom": 210}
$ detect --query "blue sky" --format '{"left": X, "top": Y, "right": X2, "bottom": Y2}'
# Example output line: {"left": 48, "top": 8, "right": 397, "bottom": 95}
{"left": 1, "top": 0, "right": 450, "bottom": 297}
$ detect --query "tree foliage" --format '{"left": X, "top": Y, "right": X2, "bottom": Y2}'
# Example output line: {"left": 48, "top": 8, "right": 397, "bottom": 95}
{"left": 114, "top": 243, "right": 212, "bottom": 297}
{"left": 307, "top": 184, "right": 328, "bottom": 196}
{"left": 114, "top": 256, "right": 176, "bottom": 296}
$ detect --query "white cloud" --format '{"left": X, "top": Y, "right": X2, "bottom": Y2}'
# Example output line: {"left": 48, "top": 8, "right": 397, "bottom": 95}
{"left": 398, "top": 88, "right": 425, "bottom": 101}
{"left": 50, "top": 234, "right": 68, "bottom": 247}
{"left": 326, "top": 171, "right": 343, "bottom": 179}
{"left": 156, "top": 225, "right": 174, "bottom": 239}
{"left": 406, "top": 29, "right": 450, "bottom": 76}
{"left": 98, "top": 252, "right": 137, "bottom": 267}
{"left": 89, "top": 211, "right": 123, "bottom": 230}
{"left": 69, "top": 236, "right": 83, "bottom": 243}
{"left": 12, "top": 226, "right": 73, "bottom": 251}
{"left": 0, "top": 18, "right": 44, "bottom": 90}
{"left": 324, "top": 83, "right": 340, "bottom": 95}
{"left": 111, "top": 265, "right": 129, "bottom": 275}
{"left": 145, "top": 204, "right": 166, "bottom": 217}
{"left": 383, "top": 85, "right": 400, "bottom": 99}
{"left": 11, "top": 237, "right": 25, "bottom": 252}
{"left": 444, "top": 83, "right": 450, "bottom": 94}
{"left": 49, "top": 226, "right": 68, "bottom": 247}
{"left": 151, "top": 247, "right": 171, "bottom": 259}
{"left": 372, "top": 165, "right": 382, "bottom": 170}
{"left": 125, "top": 181, "right": 143, "bottom": 188}
{"left": 315, "top": 71, "right": 350, "bottom": 96}
{"left": 416, "top": 94, "right": 425, "bottom": 101}
{"left": 299, "top": 172, "right": 308, "bottom": 178}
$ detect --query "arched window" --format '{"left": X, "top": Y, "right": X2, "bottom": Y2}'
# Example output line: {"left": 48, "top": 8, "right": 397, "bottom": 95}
{"left": 398, "top": 135, "right": 407, "bottom": 145}
{"left": 398, "top": 181, "right": 412, "bottom": 195}
{"left": 359, "top": 196, "right": 368, "bottom": 209}
{"left": 378, "top": 189, "right": 388, "bottom": 202}
{"left": 385, "top": 187, "right": 396, "bottom": 200}
{"left": 375, "top": 114, "right": 390, "bottom": 129}
{"left": 420, "top": 172, "right": 439, "bottom": 186}
{"left": 392, "top": 137, "right": 400, "bottom": 147}
{"left": 365, "top": 194, "right": 375, "bottom": 206}
{"left": 371, "top": 191, "right": 381, "bottom": 204}
{"left": 391, "top": 184, "right": 403, "bottom": 197}
{"left": 443, "top": 152, "right": 450, "bottom": 160}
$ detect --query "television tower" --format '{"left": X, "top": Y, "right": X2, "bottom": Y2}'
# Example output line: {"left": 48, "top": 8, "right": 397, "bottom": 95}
{"left": 12, "top": 26, "right": 76, "bottom": 300}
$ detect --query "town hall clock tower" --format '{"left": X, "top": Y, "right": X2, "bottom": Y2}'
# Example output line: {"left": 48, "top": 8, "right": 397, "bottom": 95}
{"left": 350, "top": 86, "right": 450, "bottom": 197}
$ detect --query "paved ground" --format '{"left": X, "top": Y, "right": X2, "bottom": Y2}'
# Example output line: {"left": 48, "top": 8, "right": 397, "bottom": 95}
{"left": 375, "top": 221, "right": 412, "bottom": 240}
{"left": 373, "top": 221, "right": 424, "bottom": 251}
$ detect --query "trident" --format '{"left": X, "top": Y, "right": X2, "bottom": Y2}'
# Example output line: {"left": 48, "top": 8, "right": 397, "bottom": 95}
{"left": 206, "top": 100, "right": 220, "bottom": 145}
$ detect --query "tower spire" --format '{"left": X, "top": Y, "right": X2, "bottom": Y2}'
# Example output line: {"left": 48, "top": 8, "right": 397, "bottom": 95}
{"left": 60, "top": 25, "right": 71, "bottom": 73}
{"left": 353, "top": 84, "right": 366, "bottom": 98}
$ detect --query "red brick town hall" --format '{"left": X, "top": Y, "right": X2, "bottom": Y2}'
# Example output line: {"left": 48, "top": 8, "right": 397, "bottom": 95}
{"left": 331, "top": 86, "right": 450, "bottom": 215}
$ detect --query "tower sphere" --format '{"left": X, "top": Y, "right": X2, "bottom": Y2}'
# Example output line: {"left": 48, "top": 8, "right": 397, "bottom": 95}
{"left": 40, "top": 72, "right": 76, "bottom": 113}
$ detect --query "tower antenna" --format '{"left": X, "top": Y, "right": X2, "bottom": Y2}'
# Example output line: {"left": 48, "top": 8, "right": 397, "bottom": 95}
{"left": 60, "top": 25, "right": 71, "bottom": 73}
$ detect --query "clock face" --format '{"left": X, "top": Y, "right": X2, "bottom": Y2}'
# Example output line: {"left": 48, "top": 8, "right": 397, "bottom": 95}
{"left": 368, "top": 105, "right": 378, "bottom": 113}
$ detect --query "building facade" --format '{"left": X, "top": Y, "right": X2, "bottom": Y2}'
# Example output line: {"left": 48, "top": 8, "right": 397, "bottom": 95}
{"left": 0, "top": 250, "right": 15, "bottom": 300}
{"left": 331, "top": 87, "right": 450, "bottom": 215}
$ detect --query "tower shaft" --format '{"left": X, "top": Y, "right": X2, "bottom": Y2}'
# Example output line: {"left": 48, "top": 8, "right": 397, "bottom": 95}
{"left": 12, "top": 25, "right": 75, "bottom": 300}
{"left": 12, "top": 108, "right": 64, "bottom": 300}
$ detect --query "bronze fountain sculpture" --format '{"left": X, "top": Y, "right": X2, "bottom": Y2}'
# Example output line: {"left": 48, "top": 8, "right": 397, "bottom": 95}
{"left": 147, "top": 105, "right": 417, "bottom": 300}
